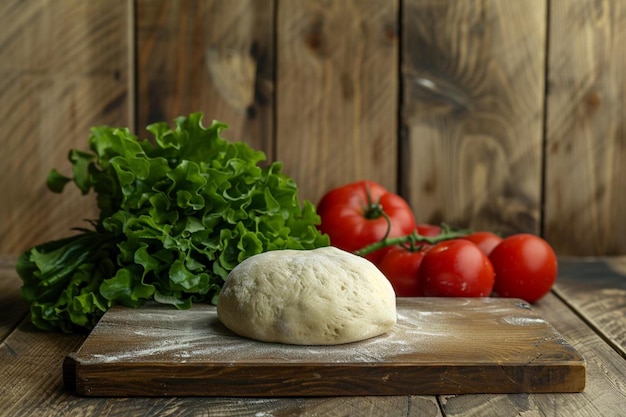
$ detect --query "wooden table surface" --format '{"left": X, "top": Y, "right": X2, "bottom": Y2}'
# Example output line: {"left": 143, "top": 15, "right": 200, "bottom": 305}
{"left": 2, "top": 257, "right": 626, "bottom": 417}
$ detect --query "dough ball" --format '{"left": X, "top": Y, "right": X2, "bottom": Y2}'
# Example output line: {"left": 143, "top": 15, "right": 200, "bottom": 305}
{"left": 217, "top": 246, "right": 397, "bottom": 345}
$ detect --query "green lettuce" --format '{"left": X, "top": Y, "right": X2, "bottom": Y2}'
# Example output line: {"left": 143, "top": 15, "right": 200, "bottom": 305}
{"left": 17, "top": 113, "right": 329, "bottom": 332}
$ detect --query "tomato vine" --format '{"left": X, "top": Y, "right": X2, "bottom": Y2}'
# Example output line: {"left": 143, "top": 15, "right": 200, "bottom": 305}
{"left": 355, "top": 223, "right": 471, "bottom": 257}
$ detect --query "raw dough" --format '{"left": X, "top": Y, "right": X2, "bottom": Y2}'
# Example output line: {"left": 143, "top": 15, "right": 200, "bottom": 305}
{"left": 217, "top": 246, "right": 397, "bottom": 345}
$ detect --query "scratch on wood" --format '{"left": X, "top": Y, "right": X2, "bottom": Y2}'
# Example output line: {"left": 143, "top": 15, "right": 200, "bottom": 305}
{"left": 4, "top": 341, "right": 18, "bottom": 358}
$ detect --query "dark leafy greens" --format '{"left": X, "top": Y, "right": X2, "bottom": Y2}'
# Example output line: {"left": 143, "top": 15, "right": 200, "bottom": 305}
{"left": 17, "top": 113, "right": 329, "bottom": 332}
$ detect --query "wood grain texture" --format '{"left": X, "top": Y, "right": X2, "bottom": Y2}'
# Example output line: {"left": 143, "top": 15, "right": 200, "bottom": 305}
{"left": 553, "top": 258, "right": 626, "bottom": 357}
{"left": 64, "top": 298, "right": 584, "bottom": 397}
{"left": 0, "top": 265, "right": 27, "bottom": 341}
{"left": 438, "top": 291, "right": 626, "bottom": 417}
{"left": 544, "top": 1, "right": 626, "bottom": 255}
{"left": 276, "top": 0, "right": 399, "bottom": 203}
{"left": 0, "top": 0, "right": 131, "bottom": 257}
{"left": 400, "top": 0, "right": 546, "bottom": 234}
{"left": 136, "top": 0, "right": 274, "bottom": 155}
{"left": 2, "top": 2, "right": 626, "bottom": 259}
{"left": 0, "top": 320, "right": 86, "bottom": 417}
{"left": 0, "top": 280, "right": 440, "bottom": 416}
{"left": 3, "top": 259, "right": 626, "bottom": 416}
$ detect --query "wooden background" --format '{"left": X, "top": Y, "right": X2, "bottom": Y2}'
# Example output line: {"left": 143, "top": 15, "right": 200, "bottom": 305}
{"left": 1, "top": 0, "right": 625, "bottom": 258}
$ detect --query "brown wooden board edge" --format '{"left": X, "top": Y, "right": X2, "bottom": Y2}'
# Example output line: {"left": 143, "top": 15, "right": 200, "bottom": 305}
{"left": 63, "top": 354, "right": 586, "bottom": 397}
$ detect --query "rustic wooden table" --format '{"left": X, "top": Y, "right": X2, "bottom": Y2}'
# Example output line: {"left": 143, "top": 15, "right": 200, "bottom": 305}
{"left": 2, "top": 257, "right": 626, "bottom": 416}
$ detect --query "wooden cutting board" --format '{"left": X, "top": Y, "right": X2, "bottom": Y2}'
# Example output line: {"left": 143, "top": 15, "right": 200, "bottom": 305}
{"left": 63, "top": 297, "right": 585, "bottom": 397}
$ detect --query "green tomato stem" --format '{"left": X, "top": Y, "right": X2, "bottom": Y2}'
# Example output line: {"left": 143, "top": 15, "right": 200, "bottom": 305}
{"left": 354, "top": 223, "right": 472, "bottom": 256}
{"left": 362, "top": 182, "right": 392, "bottom": 240}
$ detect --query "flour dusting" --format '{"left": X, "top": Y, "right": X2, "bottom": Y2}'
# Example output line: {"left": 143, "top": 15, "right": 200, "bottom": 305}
{"left": 76, "top": 298, "right": 557, "bottom": 365}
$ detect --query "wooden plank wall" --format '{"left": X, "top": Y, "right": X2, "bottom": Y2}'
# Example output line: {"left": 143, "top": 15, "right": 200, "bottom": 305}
{"left": 1, "top": 0, "right": 625, "bottom": 258}
{"left": 401, "top": 0, "right": 546, "bottom": 238}
{"left": 545, "top": 1, "right": 626, "bottom": 255}
{"left": 0, "top": 0, "right": 130, "bottom": 259}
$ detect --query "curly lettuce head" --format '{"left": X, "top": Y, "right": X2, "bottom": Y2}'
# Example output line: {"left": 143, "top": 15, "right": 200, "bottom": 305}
{"left": 18, "top": 113, "right": 329, "bottom": 332}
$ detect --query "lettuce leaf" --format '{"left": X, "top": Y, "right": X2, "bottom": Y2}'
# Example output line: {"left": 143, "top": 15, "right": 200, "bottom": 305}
{"left": 18, "top": 113, "right": 329, "bottom": 332}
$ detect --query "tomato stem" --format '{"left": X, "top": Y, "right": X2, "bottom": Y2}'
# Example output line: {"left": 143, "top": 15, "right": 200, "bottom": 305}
{"left": 362, "top": 182, "right": 392, "bottom": 240}
{"left": 354, "top": 223, "right": 472, "bottom": 256}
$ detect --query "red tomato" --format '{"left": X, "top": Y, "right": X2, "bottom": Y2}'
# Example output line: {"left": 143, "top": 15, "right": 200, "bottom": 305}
{"left": 416, "top": 223, "right": 441, "bottom": 237}
{"left": 489, "top": 234, "right": 557, "bottom": 303}
{"left": 316, "top": 181, "right": 416, "bottom": 263}
{"left": 377, "top": 245, "right": 430, "bottom": 296}
{"left": 419, "top": 239, "right": 495, "bottom": 297}
{"left": 462, "top": 231, "right": 503, "bottom": 256}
